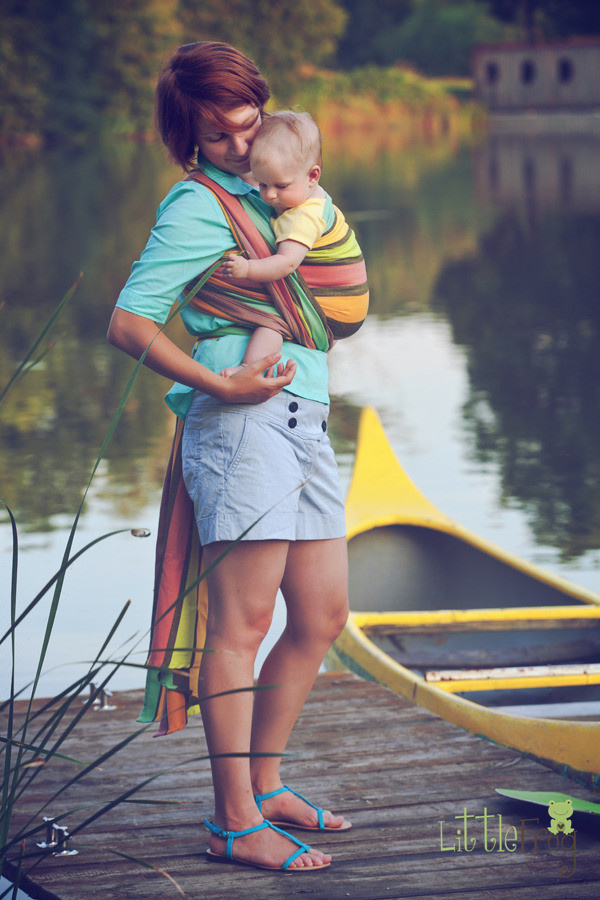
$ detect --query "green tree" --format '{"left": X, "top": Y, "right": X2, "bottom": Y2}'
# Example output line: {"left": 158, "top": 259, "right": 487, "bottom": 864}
{"left": 0, "top": 0, "right": 180, "bottom": 141}
{"left": 0, "top": 0, "right": 50, "bottom": 137}
{"left": 39, "top": 0, "right": 98, "bottom": 139}
{"left": 335, "top": 0, "right": 413, "bottom": 68}
{"left": 394, "top": 0, "right": 510, "bottom": 76}
{"left": 178, "top": 0, "right": 347, "bottom": 99}
{"left": 89, "top": 0, "right": 180, "bottom": 135}
{"left": 480, "top": 0, "right": 600, "bottom": 41}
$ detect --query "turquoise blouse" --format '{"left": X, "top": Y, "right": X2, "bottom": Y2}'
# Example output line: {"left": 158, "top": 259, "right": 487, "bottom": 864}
{"left": 115, "top": 160, "right": 333, "bottom": 416}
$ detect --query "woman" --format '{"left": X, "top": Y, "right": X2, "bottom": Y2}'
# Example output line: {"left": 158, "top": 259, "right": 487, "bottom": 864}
{"left": 107, "top": 41, "right": 351, "bottom": 873}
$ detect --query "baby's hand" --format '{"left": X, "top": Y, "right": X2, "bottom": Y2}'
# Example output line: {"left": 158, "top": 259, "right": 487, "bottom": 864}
{"left": 222, "top": 252, "right": 250, "bottom": 279}
{"left": 220, "top": 363, "right": 248, "bottom": 378}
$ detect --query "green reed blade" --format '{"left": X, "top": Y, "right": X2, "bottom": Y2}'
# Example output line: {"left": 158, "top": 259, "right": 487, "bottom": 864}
{"left": 5, "top": 655, "right": 123, "bottom": 816}
{"left": 1, "top": 544, "right": 132, "bottom": 831}
{"left": 0, "top": 505, "right": 18, "bottom": 858}
{"left": 9, "top": 660, "right": 130, "bottom": 809}
{"left": 130, "top": 477, "right": 310, "bottom": 668}
{"left": 0, "top": 530, "right": 130, "bottom": 647}
{"left": 91, "top": 600, "right": 131, "bottom": 668}
{"left": 0, "top": 838, "right": 24, "bottom": 900}
{"left": 2, "top": 794, "right": 184, "bottom": 851}
{"left": 13, "top": 600, "right": 151, "bottom": 789}
{"left": 66, "top": 750, "right": 279, "bottom": 839}
{"left": 2, "top": 722, "right": 155, "bottom": 852}
{"left": 14, "top": 597, "right": 131, "bottom": 738}
{"left": 0, "top": 274, "right": 82, "bottom": 406}
{"left": 0, "top": 739, "right": 87, "bottom": 769}
{"left": 0, "top": 254, "right": 269, "bottom": 881}
{"left": 22, "top": 600, "right": 134, "bottom": 749}
{"left": 13, "top": 257, "right": 222, "bottom": 723}
{"left": 0, "top": 670, "right": 99, "bottom": 716}
{"left": 22, "top": 596, "right": 134, "bottom": 772}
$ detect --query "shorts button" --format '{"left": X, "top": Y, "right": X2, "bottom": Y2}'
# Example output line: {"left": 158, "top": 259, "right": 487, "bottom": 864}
{"left": 288, "top": 401, "right": 298, "bottom": 413}
{"left": 288, "top": 417, "right": 297, "bottom": 428}
{"left": 321, "top": 420, "right": 327, "bottom": 432}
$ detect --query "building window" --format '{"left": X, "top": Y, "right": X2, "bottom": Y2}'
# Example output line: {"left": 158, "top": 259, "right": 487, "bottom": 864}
{"left": 521, "top": 59, "right": 536, "bottom": 85}
{"left": 557, "top": 57, "right": 574, "bottom": 83}
{"left": 485, "top": 61, "right": 500, "bottom": 85}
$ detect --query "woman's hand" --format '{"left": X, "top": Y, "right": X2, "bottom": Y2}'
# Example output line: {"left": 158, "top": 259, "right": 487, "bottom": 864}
{"left": 214, "top": 353, "right": 296, "bottom": 403}
{"left": 107, "top": 309, "right": 296, "bottom": 405}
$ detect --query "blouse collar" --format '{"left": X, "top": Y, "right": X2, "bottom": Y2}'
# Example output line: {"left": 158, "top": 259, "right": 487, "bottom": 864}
{"left": 197, "top": 157, "right": 257, "bottom": 196}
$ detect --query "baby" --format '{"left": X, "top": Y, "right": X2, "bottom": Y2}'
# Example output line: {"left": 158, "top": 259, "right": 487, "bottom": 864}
{"left": 221, "top": 111, "right": 367, "bottom": 375}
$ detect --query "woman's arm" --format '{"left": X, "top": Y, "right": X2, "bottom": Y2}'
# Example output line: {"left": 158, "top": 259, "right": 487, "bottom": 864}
{"left": 107, "top": 308, "right": 295, "bottom": 403}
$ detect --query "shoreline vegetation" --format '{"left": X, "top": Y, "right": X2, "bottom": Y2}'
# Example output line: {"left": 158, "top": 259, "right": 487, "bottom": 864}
{"left": 1, "top": 66, "right": 482, "bottom": 150}
{"left": 4, "top": 0, "right": 598, "bottom": 151}
{"left": 287, "top": 67, "right": 482, "bottom": 142}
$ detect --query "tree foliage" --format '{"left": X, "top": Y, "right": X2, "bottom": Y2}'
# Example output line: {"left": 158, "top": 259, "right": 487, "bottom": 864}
{"left": 337, "top": 0, "right": 600, "bottom": 73}
{"left": 481, "top": 0, "right": 600, "bottom": 41}
{"left": 393, "top": 0, "right": 511, "bottom": 77}
{"left": 334, "top": 0, "right": 413, "bottom": 67}
{"left": 178, "top": 0, "right": 347, "bottom": 99}
{"left": 0, "top": 0, "right": 346, "bottom": 139}
{"left": 4, "top": 0, "right": 600, "bottom": 141}
{"left": 0, "top": 0, "right": 179, "bottom": 139}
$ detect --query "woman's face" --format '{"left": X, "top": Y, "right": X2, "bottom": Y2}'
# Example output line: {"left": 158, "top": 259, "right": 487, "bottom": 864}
{"left": 196, "top": 105, "right": 261, "bottom": 176}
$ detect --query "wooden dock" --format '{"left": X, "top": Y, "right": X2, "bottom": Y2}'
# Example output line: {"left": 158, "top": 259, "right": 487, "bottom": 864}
{"left": 3, "top": 672, "right": 600, "bottom": 899}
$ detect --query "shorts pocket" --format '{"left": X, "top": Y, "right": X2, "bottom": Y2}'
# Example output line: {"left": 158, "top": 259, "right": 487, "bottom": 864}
{"left": 221, "top": 413, "right": 253, "bottom": 483}
{"left": 182, "top": 410, "right": 253, "bottom": 512}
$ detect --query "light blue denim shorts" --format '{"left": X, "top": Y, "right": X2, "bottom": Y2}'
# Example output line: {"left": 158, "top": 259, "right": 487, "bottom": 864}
{"left": 181, "top": 392, "right": 347, "bottom": 544}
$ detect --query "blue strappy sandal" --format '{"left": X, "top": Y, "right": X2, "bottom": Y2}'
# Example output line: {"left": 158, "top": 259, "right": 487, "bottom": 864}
{"left": 254, "top": 785, "right": 352, "bottom": 832}
{"left": 203, "top": 818, "right": 330, "bottom": 871}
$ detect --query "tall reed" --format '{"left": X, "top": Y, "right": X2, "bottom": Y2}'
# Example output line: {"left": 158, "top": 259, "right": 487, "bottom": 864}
{"left": 0, "top": 258, "right": 275, "bottom": 897}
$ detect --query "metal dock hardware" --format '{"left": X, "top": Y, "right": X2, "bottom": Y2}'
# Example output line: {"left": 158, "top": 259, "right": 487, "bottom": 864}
{"left": 86, "top": 682, "right": 117, "bottom": 711}
{"left": 36, "top": 817, "right": 78, "bottom": 857}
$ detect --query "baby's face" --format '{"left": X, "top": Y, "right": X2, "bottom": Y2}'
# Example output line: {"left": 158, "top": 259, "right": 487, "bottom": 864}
{"left": 252, "top": 155, "right": 320, "bottom": 214}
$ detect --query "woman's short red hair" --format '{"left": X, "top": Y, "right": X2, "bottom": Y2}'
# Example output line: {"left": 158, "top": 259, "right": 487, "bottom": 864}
{"left": 156, "top": 42, "right": 270, "bottom": 171}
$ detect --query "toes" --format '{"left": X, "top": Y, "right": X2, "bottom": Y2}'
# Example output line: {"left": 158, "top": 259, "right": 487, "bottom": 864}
{"left": 324, "top": 809, "right": 343, "bottom": 827}
{"left": 291, "top": 850, "right": 328, "bottom": 868}
{"left": 324, "top": 809, "right": 351, "bottom": 830}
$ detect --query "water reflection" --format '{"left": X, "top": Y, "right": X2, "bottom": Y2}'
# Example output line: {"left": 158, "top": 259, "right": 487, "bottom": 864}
{"left": 2, "top": 129, "right": 600, "bottom": 568}
{"left": 1, "top": 135, "right": 485, "bottom": 531}
{"left": 0, "top": 144, "right": 186, "bottom": 528}
{"left": 474, "top": 132, "right": 600, "bottom": 216}
{"left": 436, "top": 130, "right": 600, "bottom": 559}
{"left": 4, "top": 127, "right": 600, "bottom": 699}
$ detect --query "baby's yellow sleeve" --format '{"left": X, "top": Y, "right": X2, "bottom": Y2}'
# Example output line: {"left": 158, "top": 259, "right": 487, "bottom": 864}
{"left": 272, "top": 198, "right": 327, "bottom": 249}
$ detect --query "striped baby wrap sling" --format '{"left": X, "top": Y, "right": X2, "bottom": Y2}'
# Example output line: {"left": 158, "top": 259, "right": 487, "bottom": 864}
{"left": 139, "top": 170, "right": 367, "bottom": 735}
{"left": 299, "top": 204, "right": 369, "bottom": 338}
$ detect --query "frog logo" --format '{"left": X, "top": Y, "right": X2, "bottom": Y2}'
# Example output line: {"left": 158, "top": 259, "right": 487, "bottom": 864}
{"left": 547, "top": 799, "right": 574, "bottom": 835}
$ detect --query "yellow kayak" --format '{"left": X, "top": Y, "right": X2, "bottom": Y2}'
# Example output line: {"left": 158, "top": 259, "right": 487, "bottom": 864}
{"left": 334, "top": 407, "right": 600, "bottom": 791}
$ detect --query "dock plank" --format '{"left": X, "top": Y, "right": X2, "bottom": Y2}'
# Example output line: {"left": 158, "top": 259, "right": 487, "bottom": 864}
{"left": 3, "top": 673, "right": 599, "bottom": 899}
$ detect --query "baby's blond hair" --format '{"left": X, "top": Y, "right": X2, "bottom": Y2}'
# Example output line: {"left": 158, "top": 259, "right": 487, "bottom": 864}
{"left": 250, "top": 111, "right": 323, "bottom": 172}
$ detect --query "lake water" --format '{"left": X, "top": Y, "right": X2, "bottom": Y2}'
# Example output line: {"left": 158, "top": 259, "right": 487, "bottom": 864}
{"left": 2, "top": 122, "right": 600, "bottom": 700}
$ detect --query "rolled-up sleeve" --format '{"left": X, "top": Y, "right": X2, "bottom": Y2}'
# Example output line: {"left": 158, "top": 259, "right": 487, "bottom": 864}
{"left": 115, "top": 181, "right": 236, "bottom": 324}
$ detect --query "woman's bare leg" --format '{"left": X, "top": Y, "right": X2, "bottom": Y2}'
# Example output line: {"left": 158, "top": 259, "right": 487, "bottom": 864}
{"left": 200, "top": 540, "right": 331, "bottom": 868}
{"left": 250, "top": 537, "right": 350, "bottom": 829}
